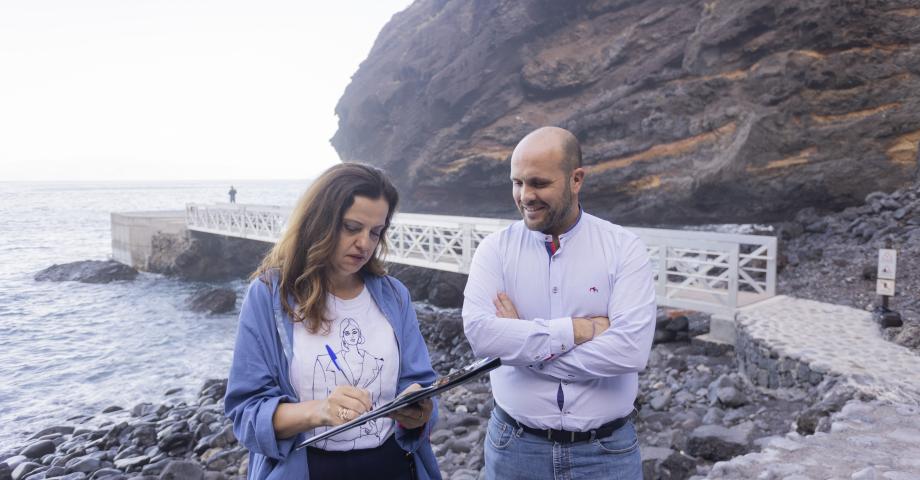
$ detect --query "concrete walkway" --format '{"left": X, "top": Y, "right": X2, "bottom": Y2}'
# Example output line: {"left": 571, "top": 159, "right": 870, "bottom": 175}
{"left": 736, "top": 295, "right": 920, "bottom": 404}
{"left": 703, "top": 296, "right": 920, "bottom": 479}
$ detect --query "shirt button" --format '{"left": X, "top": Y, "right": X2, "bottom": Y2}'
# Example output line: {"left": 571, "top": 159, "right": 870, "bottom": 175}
{"left": 552, "top": 286, "right": 559, "bottom": 294}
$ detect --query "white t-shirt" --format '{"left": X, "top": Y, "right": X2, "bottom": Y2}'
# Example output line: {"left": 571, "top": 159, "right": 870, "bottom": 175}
{"left": 290, "top": 286, "right": 400, "bottom": 451}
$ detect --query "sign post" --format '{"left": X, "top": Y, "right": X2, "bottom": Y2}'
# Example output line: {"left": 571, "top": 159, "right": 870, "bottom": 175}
{"left": 874, "top": 248, "right": 902, "bottom": 328}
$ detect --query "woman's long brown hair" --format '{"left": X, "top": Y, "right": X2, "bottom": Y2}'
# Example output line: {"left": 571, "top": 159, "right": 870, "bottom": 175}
{"left": 253, "top": 163, "right": 399, "bottom": 334}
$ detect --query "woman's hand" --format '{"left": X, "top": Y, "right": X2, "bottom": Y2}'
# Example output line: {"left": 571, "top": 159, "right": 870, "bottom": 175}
{"left": 272, "top": 386, "right": 370, "bottom": 439}
{"left": 389, "top": 383, "right": 433, "bottom": 430}
{"left": 318, "top": 385, "right": 372, "bottom": 427}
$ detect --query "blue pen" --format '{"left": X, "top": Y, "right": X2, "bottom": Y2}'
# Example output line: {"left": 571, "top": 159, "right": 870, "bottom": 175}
{"left": 325, "top": 344, "right": 346, "bottom": 375}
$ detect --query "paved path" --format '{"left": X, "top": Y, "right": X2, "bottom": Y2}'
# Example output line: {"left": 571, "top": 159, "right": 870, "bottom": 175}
{"left": 736, "top": 295, "right": 920, "bottom": 403}
{"left": 703, "top": 296, "right": 920, "bottom": 479}
{"left": 705, "top": 401, "right": 920, "bottom": 480}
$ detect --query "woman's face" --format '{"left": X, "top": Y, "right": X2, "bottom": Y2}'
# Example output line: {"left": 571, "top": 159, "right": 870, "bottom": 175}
{"left": 343, "top": 322, "right": 360, "bottom": 346}
{"left": 330, "top": 195, "right": 389, "bottom": 280}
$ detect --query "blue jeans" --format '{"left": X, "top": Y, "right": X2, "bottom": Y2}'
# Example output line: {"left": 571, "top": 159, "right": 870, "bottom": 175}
{"left": 484, "top": 408, "right": 642, "bottom": 480}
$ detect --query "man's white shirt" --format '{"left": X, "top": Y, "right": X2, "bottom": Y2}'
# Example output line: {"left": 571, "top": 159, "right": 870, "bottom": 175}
{"left": 462, "top": 211, "right": 656, "bottom": 431}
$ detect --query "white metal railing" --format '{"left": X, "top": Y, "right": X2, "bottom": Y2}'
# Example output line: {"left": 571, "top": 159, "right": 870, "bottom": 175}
{"left": 185, "top": 203, "right": 290, "bottom": 243}
{"left": 631, "top": 227, "right": 776, "bottom": 316}
{"left": 386, "top": 213, "right": 510, "bottom": 273}
{"left": 185, "top": 203, "right": 776, "bottom": 315}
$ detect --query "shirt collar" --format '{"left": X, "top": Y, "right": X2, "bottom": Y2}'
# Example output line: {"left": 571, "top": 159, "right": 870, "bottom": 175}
{"left": 530, "top": 206, "right": 584, "bottom": 244}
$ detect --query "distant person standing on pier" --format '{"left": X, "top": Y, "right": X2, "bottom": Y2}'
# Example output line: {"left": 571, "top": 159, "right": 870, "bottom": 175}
{"left": 228, "top": 185, "right": 237, "bottom": 203}
{"left": 224, "top": 163, "right": 441, "bottom": 480}
{"left": 462, "top": 127, "right": 656, "bottom": 479}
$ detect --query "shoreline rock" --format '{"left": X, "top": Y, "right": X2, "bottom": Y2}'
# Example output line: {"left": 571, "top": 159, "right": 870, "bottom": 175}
{"left": 186, "top": 288, "right": 237, "bottom": 315}
{"left": 35, "top": 260, "right": 138, "bottom": 284}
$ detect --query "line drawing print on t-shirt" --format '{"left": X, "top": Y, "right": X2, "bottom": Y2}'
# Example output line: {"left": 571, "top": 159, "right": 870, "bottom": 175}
{"left": 312, "top": 317, "right": 386, "bottom": 449}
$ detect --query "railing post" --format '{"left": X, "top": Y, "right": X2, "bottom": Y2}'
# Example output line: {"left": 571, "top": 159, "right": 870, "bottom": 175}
{"left": 727, "top": 242, "right": 739, "bottom": 312}
{"left": 766, "top": 237, "right": 777, "bottom": 297}
{"left": 461, "top": 223, "right": 473, "bottom": 274}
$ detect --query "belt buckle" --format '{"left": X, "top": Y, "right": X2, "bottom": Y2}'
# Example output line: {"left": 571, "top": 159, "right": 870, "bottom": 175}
{"left": 570, "top": 431, "right": 576, "bottom": 443}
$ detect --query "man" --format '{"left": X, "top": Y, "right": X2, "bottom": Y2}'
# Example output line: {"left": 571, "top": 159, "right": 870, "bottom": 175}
{"left": 462, "top": 126, "right": 656, "bottom": 478}
{"left": 228, "top": 185, "right": 237, "bottom": 203}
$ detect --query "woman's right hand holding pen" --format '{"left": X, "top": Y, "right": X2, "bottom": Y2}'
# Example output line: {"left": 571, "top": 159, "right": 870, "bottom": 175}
{"left": 319, "top": 385, "right": 372, "bottom": 426}
{"left": 272, "top": 385, "right": 371, "bottom": 439}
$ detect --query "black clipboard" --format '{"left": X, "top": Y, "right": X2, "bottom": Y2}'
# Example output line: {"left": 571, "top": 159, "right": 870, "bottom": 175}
{"left": 297, "top": 356, "right": 501, "bottom": 449}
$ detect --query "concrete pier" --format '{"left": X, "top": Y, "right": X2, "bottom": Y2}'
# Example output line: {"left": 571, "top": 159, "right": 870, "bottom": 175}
{"left": 111, "top": 211, "right": 186, "bottom": 270}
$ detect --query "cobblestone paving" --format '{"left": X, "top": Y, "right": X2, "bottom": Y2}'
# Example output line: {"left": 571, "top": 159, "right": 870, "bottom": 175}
{"left": 704, "top": 296, "right": 920, "bottom": 479}
{"left": 705, "top": 401, "right": 920, "bottom": 480}
{"left": 736, "top": 296, "right": 920, "bottom": 404}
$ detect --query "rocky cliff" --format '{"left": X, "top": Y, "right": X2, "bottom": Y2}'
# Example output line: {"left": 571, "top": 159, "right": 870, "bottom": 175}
{"left": 333, "top": 0, "right": 920, "bottom": 224}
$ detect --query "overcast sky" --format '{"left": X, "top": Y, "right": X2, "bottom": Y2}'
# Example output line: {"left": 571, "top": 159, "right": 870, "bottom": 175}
{"left": 0, "top": 0, "right": 412, "bottom": 181}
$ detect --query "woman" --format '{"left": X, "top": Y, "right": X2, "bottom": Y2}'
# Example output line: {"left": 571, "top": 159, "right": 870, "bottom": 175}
{"left": 224, "top": 163, "right": 440, "bottom": 480}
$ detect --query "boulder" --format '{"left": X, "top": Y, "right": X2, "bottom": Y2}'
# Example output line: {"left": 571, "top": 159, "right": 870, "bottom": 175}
{"left": 88, "top": 468, "right": 124, "bottom": 479}
{"left": 186, "top": 288, "right": 237, "bottom": 314}
{"left": 113, "top": 456, "right": 149, "bottom": 471}
{"left": 10, "top": 462, "right": 40, "bottom": 480}
{"left": 385, "top": 264, "right": 467, "bottom": 308}
{"left": 641, "top": 446, "right": 697, "bottom": 480}
{"left": 160, "top": 460, "right": 204, "bottom": 480}
{"left": 66, "top": 457, "right": 101, "bottom": 474}
{"left": 796, "top": 384, "right": 854, "bottom": 435}
{"left": 28, "top": 426, "right": 74, "bottom": 440}
{"left": 34, "top": 260, "right": 137, "bottom": 284}
{"left": 707, "top": 374, "right": 747, "bottom": 408}
{"left": 18, "top": 441, "right": 54, "bottom": 460}
{"left": 148, "top": 231, "right": 270, "bottom": 281}
{"left": 894, "top": 323, "right": 920, "bottom": 350}
{"left": 686, "top": 424, "right": 752, "bottom": 461}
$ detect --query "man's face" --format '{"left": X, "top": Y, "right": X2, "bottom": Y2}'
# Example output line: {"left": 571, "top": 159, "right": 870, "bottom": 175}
{"left": 509, "top": 145, "right": 579, "bottom": 234}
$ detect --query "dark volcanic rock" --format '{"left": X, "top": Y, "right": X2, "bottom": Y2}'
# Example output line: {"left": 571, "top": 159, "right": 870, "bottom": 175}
{"left": 386, "top": 264, "right": 467, "bottom": 308}
{"left": 148, "top": 231, "right": 271, "bottom": 281}
{"left": 158, "top": 460, "right": 204, "bottom": 480}
{"left": 334, "top": 0, "right": 920, "bottom": 224}
{"left": 18, "top": 440, "right": 54, "bottom": 460}
{"left": 10, "top": 462, "right": 40, "bottom": 480}
{"left": 686, "top": 424, "right": 752, "bottom": 461}
{"left": 35, "top": 260, "right": 138, "bottom": 284}
{"left": 186, "top": 288, "right": 237, "bottom": 314}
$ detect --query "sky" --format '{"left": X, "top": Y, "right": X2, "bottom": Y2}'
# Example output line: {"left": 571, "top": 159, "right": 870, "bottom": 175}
{"left": 0, "top": 0, "right": 413, "bottom": 181}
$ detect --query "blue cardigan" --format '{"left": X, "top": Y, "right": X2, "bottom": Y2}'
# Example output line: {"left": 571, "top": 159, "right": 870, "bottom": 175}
{"left": 224, "top": 272, "right": 442, "bottom": 480}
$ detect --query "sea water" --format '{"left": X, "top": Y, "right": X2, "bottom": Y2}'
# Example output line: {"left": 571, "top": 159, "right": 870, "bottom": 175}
{"left": 0, "top": 180, "right": 308, "bottom": 450}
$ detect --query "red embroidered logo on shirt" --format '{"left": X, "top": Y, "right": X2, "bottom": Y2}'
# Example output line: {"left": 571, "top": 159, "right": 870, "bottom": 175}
{"left": 589, "top": 287, "right": 598, "bottom": 293}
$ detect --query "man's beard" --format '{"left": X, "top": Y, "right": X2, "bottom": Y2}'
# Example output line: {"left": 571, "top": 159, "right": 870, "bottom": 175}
{"left": 518, "top": 183, "right": 574, "bottom": 233}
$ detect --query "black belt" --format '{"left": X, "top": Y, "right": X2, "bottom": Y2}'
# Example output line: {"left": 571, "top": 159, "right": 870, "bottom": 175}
{"left": 494, "top": 405, "right": 632, "bottom": 444}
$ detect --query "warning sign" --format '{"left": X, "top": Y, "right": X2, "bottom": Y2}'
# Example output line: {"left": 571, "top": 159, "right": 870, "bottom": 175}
{"left": 878, "top": 249, "right": 897, "bottom": 280}
{"left": 876, "top": 279, "right": 895, "bottom": 296}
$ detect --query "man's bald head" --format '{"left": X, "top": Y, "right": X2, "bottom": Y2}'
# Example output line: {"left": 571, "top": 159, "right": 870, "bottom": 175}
{"left": 511, "top": 126, "right": 582, "bottom": 175}
{"left": 509, "top": 126, "right": 585, "bottom": 235}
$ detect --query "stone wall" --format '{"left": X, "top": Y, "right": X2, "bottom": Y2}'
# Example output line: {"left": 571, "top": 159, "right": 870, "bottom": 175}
{"left": 735, "top": 322, "right": 827, "bottom": 390}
